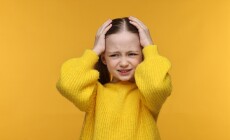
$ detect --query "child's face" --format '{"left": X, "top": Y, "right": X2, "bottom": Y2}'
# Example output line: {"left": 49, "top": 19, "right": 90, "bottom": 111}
{"left": 103, "top": 31, "right": 143, "bottom": 83}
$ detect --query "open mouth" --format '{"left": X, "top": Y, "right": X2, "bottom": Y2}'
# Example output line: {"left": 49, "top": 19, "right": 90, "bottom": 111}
{"left": 117, "top": 69, "right": 132, "bottom": 75}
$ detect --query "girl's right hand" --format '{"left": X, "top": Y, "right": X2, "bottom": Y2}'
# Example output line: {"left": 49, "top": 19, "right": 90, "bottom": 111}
{"left": 93, "top": 19, "right": 112, "bottom": 55}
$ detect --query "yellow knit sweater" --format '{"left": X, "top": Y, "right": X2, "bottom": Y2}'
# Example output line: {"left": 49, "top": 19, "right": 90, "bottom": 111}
{"left": 56, "top": 45, "right": 172, "bottom": 140}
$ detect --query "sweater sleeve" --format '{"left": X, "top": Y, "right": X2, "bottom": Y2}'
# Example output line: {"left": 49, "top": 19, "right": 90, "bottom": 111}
{"left": 135, "top": 45, "right": 172, "bottom": 119}
{"left": 56, "top": 49, "right": 99, "bottom": 112}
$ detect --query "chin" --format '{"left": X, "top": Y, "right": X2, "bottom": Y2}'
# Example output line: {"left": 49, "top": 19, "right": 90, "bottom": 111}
{"left": 112, "top": 71, "right": 135, "bottom": 82}
{"left": 118, "top": 76, "right": 134, "bottom": 82}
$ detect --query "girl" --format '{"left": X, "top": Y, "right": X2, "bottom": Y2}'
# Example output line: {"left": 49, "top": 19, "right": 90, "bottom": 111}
{"left": 56, "top": 16, "right": 172, "bottom": 140}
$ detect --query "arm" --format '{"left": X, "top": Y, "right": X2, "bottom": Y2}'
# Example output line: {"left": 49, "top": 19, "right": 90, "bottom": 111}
{"left": 56, "top": 50, "right": 99, "bottom": 112}
{"left": 135, "top": 45, "right": 172, "bottom": 118}
{"left": 129, "top": 16, "right": 172, "bottom": 119}
{"left": 56, "top": 19, "right": 112, "bottom": 112}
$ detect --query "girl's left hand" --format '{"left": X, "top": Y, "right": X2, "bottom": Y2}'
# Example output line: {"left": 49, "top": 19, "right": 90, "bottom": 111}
{"left": 129, "top": 16, "right": 154, "bottom": 47}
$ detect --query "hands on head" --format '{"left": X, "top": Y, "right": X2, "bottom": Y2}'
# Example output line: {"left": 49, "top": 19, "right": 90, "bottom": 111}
{"left": 93, "top": 16, "right": 154, "bottom": 55}
{"left": 93, "top": 19, "right": 112, "bottom": 55}
{"left": 128, "top": 16, "right": 153, "bottom": 49}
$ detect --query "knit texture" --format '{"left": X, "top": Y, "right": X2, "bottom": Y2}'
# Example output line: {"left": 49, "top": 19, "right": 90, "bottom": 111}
{"left": 56, "top": 45, "right": 172, "bottom": 140}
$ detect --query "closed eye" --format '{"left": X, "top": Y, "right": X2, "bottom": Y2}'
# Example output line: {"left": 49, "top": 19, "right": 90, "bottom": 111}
{"left": 109, "top": 54, "right": 119, "bottom": 57}
{"left": 128, "top": 53, "right": 138, "bottom": 56}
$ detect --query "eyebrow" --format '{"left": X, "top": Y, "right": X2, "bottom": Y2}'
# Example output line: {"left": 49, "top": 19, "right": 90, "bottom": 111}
{"left": 107, "top": 51, "right": 140, "bottom": 54}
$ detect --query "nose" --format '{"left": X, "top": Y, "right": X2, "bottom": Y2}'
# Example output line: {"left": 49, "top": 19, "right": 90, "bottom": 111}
{"left": 119, "top": 57, "right": 129, "bottom": 67}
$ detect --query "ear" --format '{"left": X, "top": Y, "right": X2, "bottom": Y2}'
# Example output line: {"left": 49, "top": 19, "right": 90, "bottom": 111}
{"left": 101, "top": 53, "right": 107, "bottom": 65}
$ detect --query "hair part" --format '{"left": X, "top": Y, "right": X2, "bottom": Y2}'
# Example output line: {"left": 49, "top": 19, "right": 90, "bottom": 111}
{"left": 95, "top": 17, "right": 139, "bottom": 84}
{"left": 105, "top": 17, "right": 139, "bottom": 37}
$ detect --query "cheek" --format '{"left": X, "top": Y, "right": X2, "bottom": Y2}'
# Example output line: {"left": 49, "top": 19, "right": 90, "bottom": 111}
{"left": 134, "top": 56, "right": 143, "bottom": 65}
{"left": 134, "top": 60, "right": 142, "bottom": 66}
{"left": 105, "top": 59, "right": 118, "bottom": 68}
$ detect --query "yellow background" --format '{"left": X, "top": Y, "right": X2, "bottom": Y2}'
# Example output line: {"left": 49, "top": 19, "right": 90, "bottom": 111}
{"left": 0, "top": 0, "right": 229, "bottom": 139}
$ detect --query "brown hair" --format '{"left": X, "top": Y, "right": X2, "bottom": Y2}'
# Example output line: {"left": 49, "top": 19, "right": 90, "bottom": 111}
{"left": 95, "top": 17, "right": 139, "bottom": 84}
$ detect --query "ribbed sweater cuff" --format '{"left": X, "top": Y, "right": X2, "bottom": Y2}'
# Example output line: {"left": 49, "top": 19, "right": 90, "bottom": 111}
{"left": 81, "top": 49, "right": 99, "bottom": 68}
{"left": 142, "top": 45, "right": 159, "bottom": 58}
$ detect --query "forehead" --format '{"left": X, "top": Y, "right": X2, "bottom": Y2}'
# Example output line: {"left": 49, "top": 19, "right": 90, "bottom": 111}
{"left": 105, "top": 31, "right": 141, "bottom": 52}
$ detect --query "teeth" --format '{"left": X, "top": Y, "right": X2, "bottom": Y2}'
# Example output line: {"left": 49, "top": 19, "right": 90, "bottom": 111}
{"left": 119, "top": 70, "right": 130, "bottom": 73}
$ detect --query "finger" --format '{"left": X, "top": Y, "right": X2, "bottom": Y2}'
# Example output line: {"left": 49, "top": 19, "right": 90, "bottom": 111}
{"left": 101, "top": 19, "right": 112, "bottom": 29}
{"left": 129, "top": 16, "right": 147, "bottom": 28}
{"left": 129, "top": 16, "right": 147, "bottom": 29}
{"left": 97, "top": 19, "right": 112, "bottom": 35}
{"left": 129, "top": 20, "right": 143, "bottom": 32}
{"left": 102, "top": 23, "right": 112, "bottom": 35}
